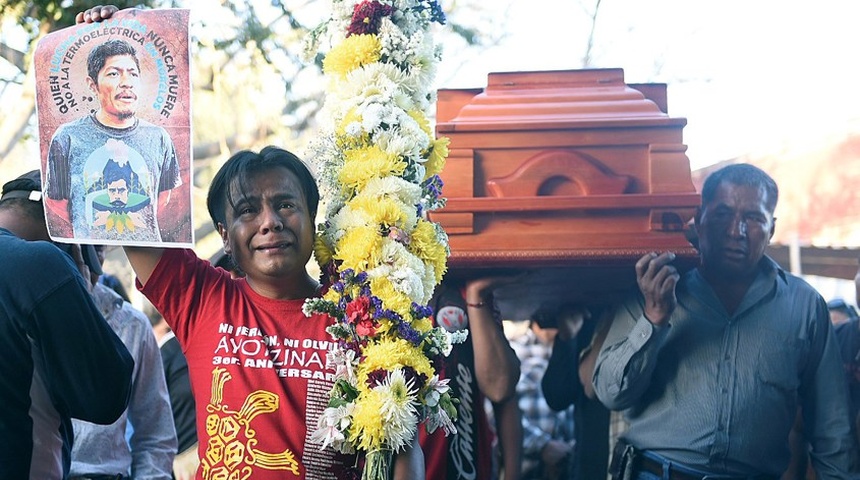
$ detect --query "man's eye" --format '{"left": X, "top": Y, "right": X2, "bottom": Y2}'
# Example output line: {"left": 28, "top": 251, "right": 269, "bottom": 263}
{"left": 279, "top": 202, "right": 295, "bottom": 210}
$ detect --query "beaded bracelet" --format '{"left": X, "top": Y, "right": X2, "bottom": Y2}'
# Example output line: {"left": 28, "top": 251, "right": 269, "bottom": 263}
{"left": 466, "top": 300, "right": 490, "bottom": 308}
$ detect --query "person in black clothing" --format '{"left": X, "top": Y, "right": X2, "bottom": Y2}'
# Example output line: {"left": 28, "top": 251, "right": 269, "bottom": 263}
{"left": 0, "top": 170, "right": 134, "bottom": 479}
{"left": 542, "top": 304, "right": 612, "bottom": 480}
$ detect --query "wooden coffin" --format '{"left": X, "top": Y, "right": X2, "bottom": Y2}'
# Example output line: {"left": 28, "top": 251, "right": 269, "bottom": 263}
{"left": 432, "top": 69, "right": 701, "bottom": 307}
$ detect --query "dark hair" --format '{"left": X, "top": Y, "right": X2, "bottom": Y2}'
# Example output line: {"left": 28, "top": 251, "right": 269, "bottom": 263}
{"left": 0, "top": 197, "right": 44, "bottom": 223}
{"left": 701, "top": 163, "right": 779, "bottom": 213}
{"left": 0, "top": 170, "right": 44, "bottom": 222}
{"left": 103, "top": 159, "right": 135, "bottom": 186}
{"left": 87, "top": 39, "right": 140, "bottom": 84}
{"left": 206, "top": 146, "right": 320, "bottom": 230}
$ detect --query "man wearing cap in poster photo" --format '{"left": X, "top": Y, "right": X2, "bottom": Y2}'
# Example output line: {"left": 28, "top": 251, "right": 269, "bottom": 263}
{"left": 44, "top": 38, "right": 183, "bottom": 243}
{"left": 0, "top": 170, "right": 134, "bottom": 479}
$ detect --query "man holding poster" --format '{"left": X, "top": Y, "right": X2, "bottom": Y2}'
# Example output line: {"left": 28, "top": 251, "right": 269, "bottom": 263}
{"left": 35, "top": 8, "right": 193, "bottom": 246}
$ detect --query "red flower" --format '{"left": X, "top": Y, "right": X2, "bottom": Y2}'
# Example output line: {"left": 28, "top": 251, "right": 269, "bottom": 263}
{"left": 345, "top": 296, "right": 372, "bottom": 324}
{"left": 355, "top": 318, "right": 377, "bottom": 337}
{"left": 346, "top": 296, "right": 378, "bottom": 336}
{"left": 347, "top": 0, "right": 394, "bottom": 37}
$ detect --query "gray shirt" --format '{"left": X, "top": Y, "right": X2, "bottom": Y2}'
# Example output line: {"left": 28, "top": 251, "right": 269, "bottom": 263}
{"left": 46, "top": 114, "right": 181, "bottom": 243}
{"left": 71, "top": 284, "right": 176, "bottom": 479}
{"left": 593, "top": 256, "right": 855, "bottom": 478}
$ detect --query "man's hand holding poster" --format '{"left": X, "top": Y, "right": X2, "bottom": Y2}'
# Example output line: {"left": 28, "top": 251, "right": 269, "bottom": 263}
{"left": 34, "top": 8, "right": 193, "bottom": 247}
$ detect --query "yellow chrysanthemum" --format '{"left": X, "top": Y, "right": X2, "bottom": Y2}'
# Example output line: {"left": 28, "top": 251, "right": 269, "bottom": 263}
{"left": 424, "top": 136, "right": 449, "bottom": 179}
{"left": 349, "top": 195, "right": 410, "bottom": 229}
{"left": 369, "top": 276, "right": 413, "bottom": 317}
{"left": 358, "top": 337, "right": 435, "bottom": 382}
{"left": 335, "top": 225, "right": 383, "bottom": 272}
{"left": 410, "top": 316, "right": 434, "bottom": 335}
{"left": 323, "top": 287, "right": 340, "bottom": 304}
{"left": 407, "top": 109, "right": 433, "bottom": 137}
{"left": 339, "top": 145, "right": 406, "bottom": 194}
{"left": 409, "top": 219, "right": 448, "bottom": 283}
{"left": 323, "top": 34, "right": 382, "bottom": 78}
{"left": 314, "top": 232, "right": 334, "bottom": 266}
{"left": 348, "top": 389, "right": 386, "bottom": 451}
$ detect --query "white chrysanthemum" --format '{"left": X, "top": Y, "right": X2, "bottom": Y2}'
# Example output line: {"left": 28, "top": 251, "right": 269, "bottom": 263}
{"left": 397, "top": 113, "right": 432, "bottom": 152}
{"left": 421, "top": 263, "right": 436, "bottom": 304}
{"left": 338, "top": 62, "right": 407, "bottom": 105}
{"left": 331, "top": 203, "right": 374, "bottom": 232}
{"left": 404, "top": 36, "right": 438, "bottom": 92}
{"left": 360, "top": 103, "right": 385, "bottom": 133}
{"left": 376, "top": 132, "right": 419, "bottom": 159}
{"left": 366, "top": 240, "right": 427, "bottom": 303}
{"left": 389, "top": 264, "right": 425, "bottom": 302}
{"left": 376, "top": 369, "right": 419, "bottom": 451}
{"left": 374, "top": 129, "right": 423, "bottom": 160}
{"left": 364, "top": 240, "right": 424, "bottom": 298}
{"left": 358, "top": 176, "right": 422, "bottom": 208}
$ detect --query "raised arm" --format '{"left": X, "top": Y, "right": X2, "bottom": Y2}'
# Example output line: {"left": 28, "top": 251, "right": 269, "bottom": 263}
{"left": 464, "top": 276, "right": 521, "bottom": 403}
{"left": 592, "top": 252, "right": 677, "bottom": 410}
{"left": 124, "top": 246, "right": 165, "bottom": 287}
{"left": 493, "top": 394, "right": 523, "bottom": 480}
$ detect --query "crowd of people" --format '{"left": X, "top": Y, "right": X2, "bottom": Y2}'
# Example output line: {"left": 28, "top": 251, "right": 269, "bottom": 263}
{"left": 3, "top": 4, "right": 860, "bottom": 480}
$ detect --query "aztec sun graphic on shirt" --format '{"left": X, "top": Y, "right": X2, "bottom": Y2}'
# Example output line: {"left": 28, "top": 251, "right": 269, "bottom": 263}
{"left": 200, "top": 368, "right": 301, "bottom": 479}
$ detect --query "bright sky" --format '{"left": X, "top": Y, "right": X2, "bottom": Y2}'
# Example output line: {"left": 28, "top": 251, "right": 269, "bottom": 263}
{"left": 4, "top": 1, "right": 858, "bottom": 172}
{"left": 434, "top": 0, "right": 860, "bottom": 170}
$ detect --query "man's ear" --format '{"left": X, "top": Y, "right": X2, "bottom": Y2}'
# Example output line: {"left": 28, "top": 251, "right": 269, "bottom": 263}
{"left": 769, "top": 216, "right": 777, "bottom": 242}
{"left": 217, "top": 222, "right": 231, "bottom": 254}
{"left": 86, "top": 76, "right": 97, "bottom": 94}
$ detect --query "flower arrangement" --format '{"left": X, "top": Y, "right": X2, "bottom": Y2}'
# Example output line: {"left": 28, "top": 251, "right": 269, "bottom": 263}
{"left": 301, "top": 1, "right": 465, "bottom": 478}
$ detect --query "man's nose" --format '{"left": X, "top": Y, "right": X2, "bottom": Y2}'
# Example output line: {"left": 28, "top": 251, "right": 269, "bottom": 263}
{"left": 259, "top": 206, "right": 284, "bottom": 232}
{"left": 728, "top": 215, "right": 747, "bottom": 237}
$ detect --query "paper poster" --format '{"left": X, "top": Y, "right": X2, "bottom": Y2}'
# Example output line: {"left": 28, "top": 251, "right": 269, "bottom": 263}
{"left": 34, "top": 8, "right": 193, "bottom": 247}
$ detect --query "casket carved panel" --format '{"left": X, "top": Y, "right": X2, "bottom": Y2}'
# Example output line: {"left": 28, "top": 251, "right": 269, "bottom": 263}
{"left": 432, "top": 69, "right": 700, "bottom": 276}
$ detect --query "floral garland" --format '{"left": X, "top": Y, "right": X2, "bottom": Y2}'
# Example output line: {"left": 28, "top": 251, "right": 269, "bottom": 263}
{"left": 302, "top": 1, "right": 465, "bottom": 478}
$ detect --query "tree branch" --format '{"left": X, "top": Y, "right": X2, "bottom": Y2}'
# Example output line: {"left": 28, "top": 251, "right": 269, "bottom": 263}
{"left": 0, "top": 42, "right": 26, "bottom": 73}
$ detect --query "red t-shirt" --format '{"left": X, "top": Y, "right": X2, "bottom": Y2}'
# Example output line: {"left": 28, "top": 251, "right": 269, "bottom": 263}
{"left": 141, "top": 249, "right": 354, "bottom": 480}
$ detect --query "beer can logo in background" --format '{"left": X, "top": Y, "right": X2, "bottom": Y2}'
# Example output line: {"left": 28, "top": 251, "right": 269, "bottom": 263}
{"left": 436, "top": 305, "right": 468, "bottom": 332}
